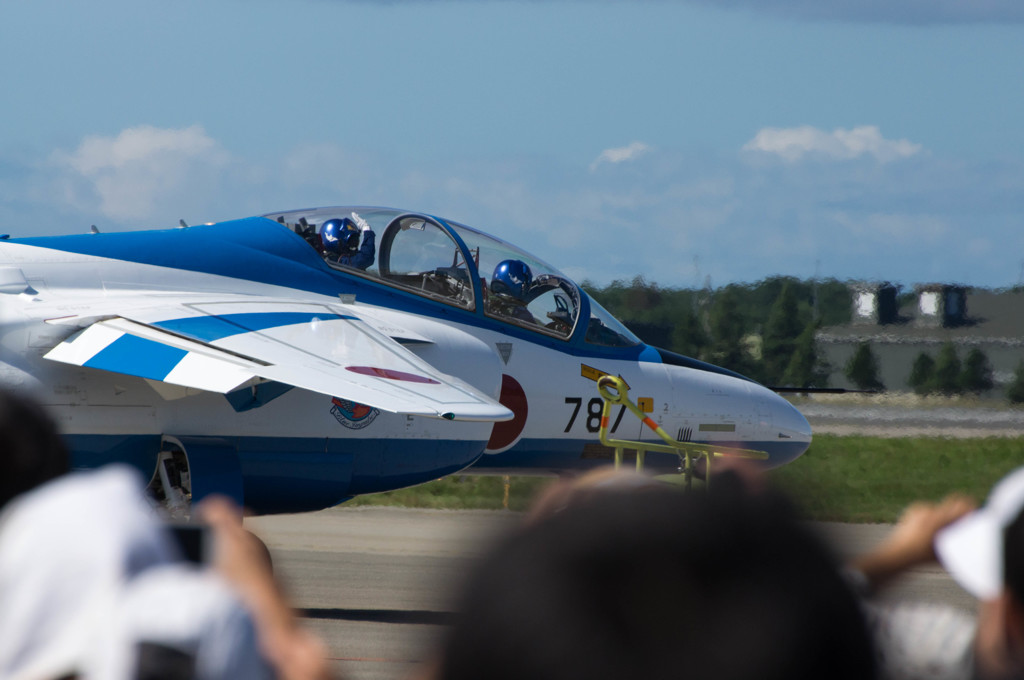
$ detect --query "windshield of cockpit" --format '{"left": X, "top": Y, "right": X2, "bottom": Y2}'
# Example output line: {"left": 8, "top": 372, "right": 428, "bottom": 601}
{"left": 444, "top": 221, "right": 581, "bottom": 339}
{"left": 268, "top": 208, "right": 478, "bottom": 310}
{"left": 585, "top": 297, "right": 642, "bottom": 347}
{"left": 266, "top": 207, "right": 639, "bottom": 346}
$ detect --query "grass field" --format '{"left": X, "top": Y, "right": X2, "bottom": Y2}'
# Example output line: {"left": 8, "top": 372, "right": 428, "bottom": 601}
{"left": 346, "top": 474, "right": 554, "bottom": 512}
{"left": 345, "top": 435, "right": 1024, "bottom": 523}
{"left": 771, "top": 434, "right": 1024, "bottom": 522}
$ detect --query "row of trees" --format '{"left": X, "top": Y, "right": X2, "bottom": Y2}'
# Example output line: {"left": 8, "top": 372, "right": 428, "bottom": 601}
{"left": 845, "top": 341, "right": 995, "bottom": 395}
{"left": 586, "top": 276, "right": 1024, "bottom": 401}
{"left": 846, "top": 341, "right": 1024, "bottom": 403}
{"left": 585, "top": 276, "right": 843, "bottom": 388}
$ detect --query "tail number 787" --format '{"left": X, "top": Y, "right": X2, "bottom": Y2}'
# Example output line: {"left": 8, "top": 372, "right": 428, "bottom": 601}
{"left": 564, "top": 397, "right": 626, "bottom": 434}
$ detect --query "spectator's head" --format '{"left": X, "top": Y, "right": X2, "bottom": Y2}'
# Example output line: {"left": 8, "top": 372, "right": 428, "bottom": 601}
{"left": 524, "top": 467, "right": 663, "bottom": 524}
{"left": 0, "top": 466, "right": 177, "bottom": 680}
{"left": 0, "top": 389, "right": 69, "bottom": 510}
{"left": 435, "top": 474, "right": 876, "bottom": 680}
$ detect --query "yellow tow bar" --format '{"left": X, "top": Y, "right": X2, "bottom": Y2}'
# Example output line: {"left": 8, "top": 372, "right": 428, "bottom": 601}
{"left": 596, "top": 375, "right": 768, "bottom": 490}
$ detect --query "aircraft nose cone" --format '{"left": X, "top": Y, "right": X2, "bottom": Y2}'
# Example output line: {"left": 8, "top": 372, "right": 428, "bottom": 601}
{"left": 658, "top": 353, "right": 813, "bottom": 470}
{"left": 765, "top": 391, "right": 812, "bottom": 467}
{"left": 774, "top": 392, "right": 812, "bottom": 439}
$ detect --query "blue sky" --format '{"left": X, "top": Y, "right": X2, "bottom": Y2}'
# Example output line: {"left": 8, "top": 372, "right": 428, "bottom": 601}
{"left": 3, "top": 0, "right": 1024, "bottom": 289}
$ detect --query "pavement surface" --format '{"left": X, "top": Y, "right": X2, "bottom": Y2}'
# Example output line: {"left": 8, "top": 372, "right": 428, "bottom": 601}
{"left": 246, "top": 506, "right": 978, "bottom": 680}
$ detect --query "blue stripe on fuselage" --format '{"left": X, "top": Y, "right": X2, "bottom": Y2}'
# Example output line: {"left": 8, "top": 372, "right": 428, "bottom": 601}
{"left": 8, "top": 217, "right": 709, "bottom": 369}
{"left": 154, "top": 311, "right": 355, "bottom": 343}
{"left": 85, "top": 334, "right": 187, "bottom": 379}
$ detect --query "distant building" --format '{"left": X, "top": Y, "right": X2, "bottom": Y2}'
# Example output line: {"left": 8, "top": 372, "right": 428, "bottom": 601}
{"left": 914, "top": 284, "right": 968, "bottom": 328}
{"left": 816, "top": 285, "right": 1024, "bottom": 393}
{"left": 852, "top": 283, "right": 900, "bottom": 326}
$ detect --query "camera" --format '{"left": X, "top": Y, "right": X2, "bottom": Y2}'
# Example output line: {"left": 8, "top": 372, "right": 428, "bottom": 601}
{"left": 167, "top": 522, "right": 211, "bottom": 564}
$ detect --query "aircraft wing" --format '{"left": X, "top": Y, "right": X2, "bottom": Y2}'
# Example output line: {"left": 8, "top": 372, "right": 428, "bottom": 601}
{"left": 43, "top": 299, "right": 512, "bottom": 422}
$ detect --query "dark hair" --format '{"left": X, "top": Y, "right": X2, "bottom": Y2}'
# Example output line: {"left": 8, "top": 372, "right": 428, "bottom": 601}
{"left": 1004, "top": 504, "right": 1024, "bottom": 603}
{"left": 0, "top": 389, "right": 70, "bottom": 510}
{"left": 438, "top": 474, "right": 876, "bottom": 680}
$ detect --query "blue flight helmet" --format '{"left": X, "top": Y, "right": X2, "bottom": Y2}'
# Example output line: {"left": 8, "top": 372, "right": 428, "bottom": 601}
{"left": 491, "top": 260, "right": 533, "bottom": 301}
{"left": 319, "top": 218, "right": 360, "bottom": 254}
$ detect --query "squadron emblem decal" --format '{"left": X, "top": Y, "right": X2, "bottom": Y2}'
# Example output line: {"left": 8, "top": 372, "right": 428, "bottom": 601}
{"left": 330, "top": 397, "right": 380, "bottom": 429}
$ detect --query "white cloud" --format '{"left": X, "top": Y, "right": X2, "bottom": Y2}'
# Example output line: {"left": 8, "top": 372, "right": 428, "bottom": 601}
{"left": 51, "top": 125, "right": 229, "bottom": 221}
{"left": 10, "top": 127, "right": 1024, "bottom": 290}
{"left": 61, "top": 125, "right": 216, "bottom": 175}
{"left": 590, "top": 142, "right": 651, "bottom": 172}
{"left": 742, "top": 125, "right": 922, "bottom": 163}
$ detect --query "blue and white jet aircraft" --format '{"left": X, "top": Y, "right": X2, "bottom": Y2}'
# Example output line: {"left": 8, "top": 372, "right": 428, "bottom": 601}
{"left": 0, "top": 207, "right": 811, "bottom": 514}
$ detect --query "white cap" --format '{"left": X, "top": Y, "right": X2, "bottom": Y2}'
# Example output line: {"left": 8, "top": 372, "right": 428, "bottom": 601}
{"left": 935, "top": 466, "right": 1024, "bottom": 600}
{"left": 84, "top": 563, "right": 274, "bottom": 680}
{"left": 0, "top": 466, "right": 177, "bottom": 680}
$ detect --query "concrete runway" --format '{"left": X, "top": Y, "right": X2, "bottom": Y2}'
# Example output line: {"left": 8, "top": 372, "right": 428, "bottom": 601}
{"left": 246, "top": 506, "right": 978, "bottom": 680}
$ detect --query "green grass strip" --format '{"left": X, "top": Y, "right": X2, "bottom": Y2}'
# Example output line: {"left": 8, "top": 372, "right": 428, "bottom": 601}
{"left": 771, "top": 434, "right": 1024, "bottom": 523}
{"left": 343, "top": 436, "right": 1024, "bottom": 523}
{"left": 345, "top": 475, "right": 554, "bottom": 512}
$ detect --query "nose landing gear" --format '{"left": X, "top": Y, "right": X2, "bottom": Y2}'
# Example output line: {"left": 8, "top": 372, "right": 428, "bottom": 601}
{"left": 147, "top": 439, "right": 192, "bottom": 519}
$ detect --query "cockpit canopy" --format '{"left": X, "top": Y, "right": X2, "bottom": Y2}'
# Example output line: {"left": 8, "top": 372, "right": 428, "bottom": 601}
{"left": 264, "top": 207, "right": 640, "bottom": 348}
